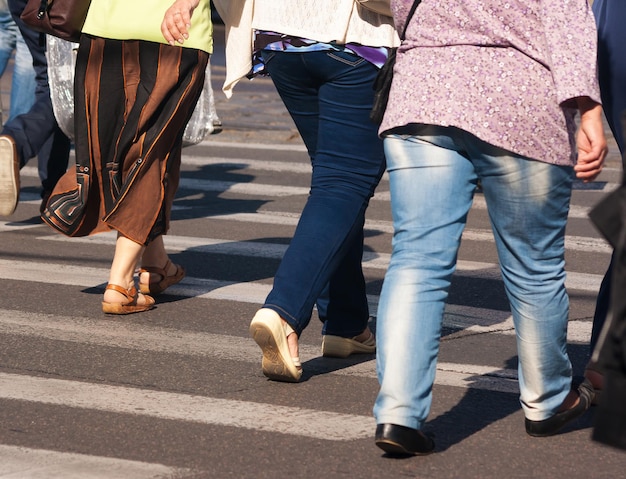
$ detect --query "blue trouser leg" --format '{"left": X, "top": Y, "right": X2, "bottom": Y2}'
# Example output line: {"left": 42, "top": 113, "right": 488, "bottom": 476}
{"left": 589, "top": 0, "right": 626, "bottom": 356}
{"left": 4, "top": 0, "right": 70, "bottom": 188}
{"left": 260, "top": 50, "right": 385, "bottom": 336}
{"left": 0, "top": 7, "right": 36, "bottom": 121}
{"left": 374, "top": 128, "right": 574, "bottom": 429}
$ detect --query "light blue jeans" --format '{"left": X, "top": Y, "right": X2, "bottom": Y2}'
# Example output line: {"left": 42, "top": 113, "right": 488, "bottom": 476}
{"left": 374, "top": 126, "right": 575, "bottom": 429}
{"left": 0, "top": 8, "right": 36, "bottom": 122}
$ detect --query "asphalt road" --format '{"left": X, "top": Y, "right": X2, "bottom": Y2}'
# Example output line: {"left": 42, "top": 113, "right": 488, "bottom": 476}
{"left": 0, "top": 25, "right": 625, "bottom": 479}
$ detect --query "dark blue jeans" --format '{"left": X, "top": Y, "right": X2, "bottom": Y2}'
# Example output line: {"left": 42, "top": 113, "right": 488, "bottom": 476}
{"left": 261, "top": 49, "right": 385, "bottom": 337}
{"left": 590, "top": 0, "right": 626, "bottom": 354}
{"left": 3, "top": 0, "right": 70, "bottom": 193}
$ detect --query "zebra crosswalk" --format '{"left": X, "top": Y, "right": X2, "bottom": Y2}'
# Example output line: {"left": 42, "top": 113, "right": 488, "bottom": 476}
{"left": 0, "top": 138, "right": 618, "bottom": 477}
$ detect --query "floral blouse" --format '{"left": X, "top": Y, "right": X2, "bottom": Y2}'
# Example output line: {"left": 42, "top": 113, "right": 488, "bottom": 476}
{"left": 381, "top": 0, "right": 601, "bottom": 166}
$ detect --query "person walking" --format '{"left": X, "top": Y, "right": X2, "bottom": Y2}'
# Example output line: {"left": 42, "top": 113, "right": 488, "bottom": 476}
{"left": 42, "top": 0, "right": 212, "bottom": 314}
{"left": 584, "top": 0, "right": 626, "bottom": 400}
{"left": 373, "top": 0, "right": 607, "bottom": 455}
{"left": 0, "top": 0, "right": 35, "bottom": 123}
{"left": 588, "top": 111, "right": 626, "bottom": 451}
{"left": 214, "top": 0, "right": 398, "bottom": 382}
{"left": 0, "top": 0, "right": 71, "bottom": 217}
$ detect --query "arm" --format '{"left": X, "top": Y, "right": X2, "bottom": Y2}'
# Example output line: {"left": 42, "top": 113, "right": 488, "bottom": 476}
{"left": 161, "top": 0, "right": 201, "bottom": 46}
{"left": 574, "top": 97, "right": 608, "bottom": 183}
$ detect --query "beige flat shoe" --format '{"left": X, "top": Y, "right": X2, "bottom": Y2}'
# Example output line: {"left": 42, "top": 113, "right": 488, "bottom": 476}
{"left": 0, "top": 135, "right": 20, "bottom": 217}
{"left": 321, "top": 331, "right": 375, "bottom": 358}
{"left": 249, "top": 308, "right": 302, "bottom": 382}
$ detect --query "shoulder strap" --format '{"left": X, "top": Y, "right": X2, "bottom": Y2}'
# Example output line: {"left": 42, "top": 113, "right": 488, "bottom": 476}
{"left": 400, "top": 0, "right": 422, "bottom": 40}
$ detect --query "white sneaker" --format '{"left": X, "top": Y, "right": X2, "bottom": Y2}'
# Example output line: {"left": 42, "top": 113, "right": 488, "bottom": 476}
{"left": 0, "top": 135, "right": 19, "bottom": 216}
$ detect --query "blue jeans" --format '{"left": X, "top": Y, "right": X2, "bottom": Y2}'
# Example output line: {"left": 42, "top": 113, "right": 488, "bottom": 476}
{"left": 2, "top": 0, "right": 70, "bottom": 192}
{"left": 0, "top": 7, "right": 35, "bottom": 121}
{"left": 588, "top": 0, "right": 626, "bottom": 356}
{"left": 374, "top": 126, "right": 575, "bottom": 428}
{"left": 260, "top": 49, "right": 386, "bottom": 337}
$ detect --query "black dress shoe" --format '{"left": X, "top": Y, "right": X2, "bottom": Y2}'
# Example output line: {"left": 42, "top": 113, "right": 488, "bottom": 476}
{"left": 375, "top": 423, "right": 435, "bottom": 456}
{"left": 525, "top": 379, "right": 594, "bottom": 437}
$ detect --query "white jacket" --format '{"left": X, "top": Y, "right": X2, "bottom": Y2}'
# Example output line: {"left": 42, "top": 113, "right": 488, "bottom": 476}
{"left": 213, "top": 0, "right": 399, "bottom": 97}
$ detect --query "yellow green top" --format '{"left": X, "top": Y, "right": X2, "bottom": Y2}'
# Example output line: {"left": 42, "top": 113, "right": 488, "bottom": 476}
{"left": 82, "top": 0, "right": 213, "bottom": 53}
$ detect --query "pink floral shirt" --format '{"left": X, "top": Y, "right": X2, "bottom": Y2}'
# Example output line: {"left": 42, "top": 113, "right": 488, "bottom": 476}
{"left": 381, "top": 0, "right": 601, "bottom": 165}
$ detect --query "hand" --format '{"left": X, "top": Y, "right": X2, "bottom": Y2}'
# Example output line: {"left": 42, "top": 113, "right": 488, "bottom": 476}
{"left": 574, "top": 98, "right": 608, "bottom": 183}
{"left": 161, "top": 0, "right": 200, "bottom": 46}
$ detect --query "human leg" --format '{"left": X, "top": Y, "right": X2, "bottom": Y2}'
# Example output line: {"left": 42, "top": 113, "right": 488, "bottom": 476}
{"left": 0, "top": 8, "right": 19, "bottom": 215}
{"left": 4, "top": 0, "right": 61, "bottom": 161}
{"left": 55, "top": 38, "right": 205, "bottom": 312}
{"left": 472, "top": 136, "right": 591, "bottom": 433}
{"left": 587, "top": 257, "right": 611, "bottom": 399}
{"left": 0, "top": 0, "right": 70, "bottom": 215}
{"left": 0, "top": 9, "right": 16, "bottom": 79}
{"left": 8, "top": 31, "right": 36, "bottom": 121}
{"left": 374, "top": 129, "right": 477, "bottom": 440}
{"left": 594, "top": 0, "right": 626, "bottom": 153}
{"left": 38, "top": 129, "right": 71, "bottom": 212}
{"left": 320, "top": 227, "right": 375, "bottom": 357}
{"left": 0, "top": 7, "right": 36, "bottom": 121}
{"left": 587, "top": 0, "right": 626, "bottom": 390}
{"left": 260, "top": 50, "right": 384, "bottom": 334}
{"left": 138, "top": 235, "right": 186, "bottom": 295}
{"left": 250, "top": 50, "right": 384, "bottom": 380}
{"left": 102, "top": 234, "right": 155, "bottom": 314}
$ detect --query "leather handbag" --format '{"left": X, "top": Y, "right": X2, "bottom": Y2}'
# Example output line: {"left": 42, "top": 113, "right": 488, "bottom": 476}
{"left": 356, "top": 0, "right": 392, "bottom": 17}
{"left": 41, "top": 162, "right": 97, "bottom": 237}
{"left": 20, "top": 0, "right": 92, "bottom": 43}
{"left": 370, "top": 0, "right": 422, "bottom": 124}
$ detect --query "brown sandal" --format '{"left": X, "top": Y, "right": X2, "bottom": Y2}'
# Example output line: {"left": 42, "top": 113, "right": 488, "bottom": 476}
{"left": 102, "top": 284, "right": 155, "bottom": 315}
{"left": 138, "top": 259, "right": 185, "bottom": 295}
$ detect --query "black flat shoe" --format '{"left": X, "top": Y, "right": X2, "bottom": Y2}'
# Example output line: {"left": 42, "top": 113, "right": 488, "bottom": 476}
{"left": 375, "top": 423, "right": 435, "bottom": 456}
{"left": 525, "top": 379, "right": 594, "bottom": 437}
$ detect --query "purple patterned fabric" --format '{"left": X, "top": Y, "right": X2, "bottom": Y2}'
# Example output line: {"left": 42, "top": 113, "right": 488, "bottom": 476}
{"left": 381, "top": 0, "right": 601, "bottom": 166}
{"left": 251, "top": 31, "right": 389, "bottom": 78}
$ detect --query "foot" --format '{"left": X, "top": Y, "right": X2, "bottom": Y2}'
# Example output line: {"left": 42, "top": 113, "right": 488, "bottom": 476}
{"left": 375, "top": 424, "right": 435, "bottom": 456}
{"left": 102, "top": 282, "right": 155, "bottom": 315}
{"left": 138, "top": 259, "right": 185, "bottom": 295}
{"left": 524, "top": 381, "right": 594, "bottom": 437}
{"left": 0, "top": 135, "right": 20, "bottom": 216}
{"left": 249, "top": 308, "right": 302, "bottom": 382}
{"left": 321, "top": 327, "right": 375, "bottom": 358}
{"left": 584, "top": 365, "right": 604, "bottom": 405}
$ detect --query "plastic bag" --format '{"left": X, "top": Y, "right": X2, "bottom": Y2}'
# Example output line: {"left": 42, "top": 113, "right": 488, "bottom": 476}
{"left": 46, "top": 36, "right": 220, "bottom": 144}
{"left": 182, "top": 62, "right": 222, "bottom": 146}
{"left": 47, "top": 36, "right": 76, "bottom": 139}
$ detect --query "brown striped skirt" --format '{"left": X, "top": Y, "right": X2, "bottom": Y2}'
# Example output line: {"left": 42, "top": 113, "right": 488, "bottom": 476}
{"left": 44, "top": 36, "right": 209, "bottom": 245}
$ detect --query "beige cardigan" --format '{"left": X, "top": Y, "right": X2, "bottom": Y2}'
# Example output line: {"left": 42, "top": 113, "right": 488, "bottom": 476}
{"left": 213, "top": 0, "right": 399, "bottom": 98}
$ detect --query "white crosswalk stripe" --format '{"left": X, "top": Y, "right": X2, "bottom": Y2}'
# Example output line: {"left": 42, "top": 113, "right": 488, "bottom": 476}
{"left": 0, "top": 445, "right": 191, "bottom": 479}
{"left": 18, "top": 165, "right": 618, "bottom": 219}
{"left": 1, "top": 140, "right": 614, "bottom": 476}
{"left": 0, "top": 258, "right": 599, "bottom": 343}
{"left": 0, "top": 373, "right": 375, "bottom": 441}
